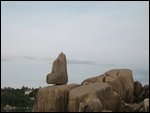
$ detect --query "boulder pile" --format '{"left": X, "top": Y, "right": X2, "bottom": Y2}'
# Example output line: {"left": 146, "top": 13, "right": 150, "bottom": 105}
{"left": 33, "top": 52, "right": 149, "bottom": 112}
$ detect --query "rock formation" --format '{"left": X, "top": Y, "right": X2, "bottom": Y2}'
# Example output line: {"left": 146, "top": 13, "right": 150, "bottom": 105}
{"left": 81, "top": 69, "right": 134, "bottom": 103}
{"left": 32, "top": 52, "right": 149, "bottom": 112}
{"left": 133, "top": 83, "right": 149, "bottom": 104}
{"left": 133, "top": 81, "right": 143, "bottom": 103}
{"left": 141, "top": 85, "right": 149, "bottom": 99}
{"left": 122, "top": 98, "right": 149, "bottom": 112}
{"left": 46, "top": 52, "right": 68, "bottom": 85}
{"left": 144, "top": 98, "right": 149, "bottom": 112}
{"left": 134, "top": 81, "right": 143, "bottom": 97}
{"left": 32, "top": 84, "right": 79, "bottom": 112}
{"left": 86, "top": 98, "right": 102, "bottom": 112}
{"left": 68, "top": 82, "right": 122, "bottom": 112}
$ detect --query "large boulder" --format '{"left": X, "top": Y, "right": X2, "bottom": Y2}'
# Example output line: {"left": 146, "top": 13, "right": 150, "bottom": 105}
{"left": 33, "top": 84, "right": 79, "bottom": 112}
{"left": 68, "top": 82, "right": 122, "bottom": 112}
{"left": 133, "top": 81, "right": 143, "bottom": 103}
{"left": 81, "top": 69, "right": 134, "bottom": 103}
{"left": 137, "top": 85, "right": 149, "bottom": 103}
{"left": 141, "top": 85, "right": 149, "bottom": 99}
{"left": 134, "top": 81, "right": 143, "bottom": 97}
{"left": 47, "top": 52, "right": 68, "bottom": 85}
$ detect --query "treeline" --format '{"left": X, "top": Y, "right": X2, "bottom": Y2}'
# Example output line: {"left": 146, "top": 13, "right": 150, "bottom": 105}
{"left": 1, "top": 86, "right": 39, "bottom": 112}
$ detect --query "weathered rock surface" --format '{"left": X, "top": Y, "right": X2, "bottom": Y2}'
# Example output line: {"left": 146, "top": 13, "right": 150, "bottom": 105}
{"left": 81, "top": 69, "right": 134, "bottom": 103}
{"left": 133, "top": 81, "right": 143, "bottom": 103}
{"left": 144, "top": 98, "right": 149, "bottom": 112}
{"left": 33, "top": 84, "right": 79, "bottom": 112}
{"left": 134, "top": 85, "right": 149, "bottom": 103}
{"left": 68, "top": 82, "right": 122, "bottom": 112}
{"left": 134, "top": 81, "right": 143, "bottom": 97}
{"left": 141, "top": 85, "right": 149, "bottom": 99}
{"left": 86, "top": 98, "right": 102, "bottom": 112}
{"left": 123, "top": 98, "right": 149, "bottom": 112}
{"left": 47, "top": 52, "right": 68, "bottom": 85}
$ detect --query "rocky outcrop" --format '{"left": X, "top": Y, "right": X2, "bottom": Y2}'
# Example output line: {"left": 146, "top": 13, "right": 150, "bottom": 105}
{"left": 81, "top": 69, "right": 134, "bottom": 103}
{"left": 68, "top": 82, "right": 122, "bottom": 112}
{"left": 32, "top": 52, "right": 149, "bottom": 112}
{"left": 33, "top": 84, "right": 79, "bottom": 112}
{"left": 122, "top": 98, "right": 149, "bottom": 112}
{"left": 133, "top": 83, "right": 149, "bottom": 104}
{"left": 47, "top": 52, "right": 68, "bottom": 85}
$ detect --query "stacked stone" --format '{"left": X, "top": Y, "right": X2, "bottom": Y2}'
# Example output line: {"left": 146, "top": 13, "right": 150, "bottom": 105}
{"left": 46, "top": 52, "right": 68, "bottom": 85}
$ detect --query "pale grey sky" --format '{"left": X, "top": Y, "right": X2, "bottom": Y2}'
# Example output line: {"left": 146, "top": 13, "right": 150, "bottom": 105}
{"left": 1, "top": 1, "right": 149, "bottom": 88}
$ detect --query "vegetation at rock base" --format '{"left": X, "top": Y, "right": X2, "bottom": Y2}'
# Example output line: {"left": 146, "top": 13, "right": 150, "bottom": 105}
{"left": 1, "top": 86, "right": 39, "bottom": 112}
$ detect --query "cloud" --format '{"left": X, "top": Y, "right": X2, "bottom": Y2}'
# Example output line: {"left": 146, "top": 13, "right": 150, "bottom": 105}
{"left": 41, "top": 58, "right": 54, "bottom": 64}
{"left": 40, "top": 57, "right": 97, "bottom": 65}
{"left": 1, "top": 57, "right": 12, "bottom": 61}
{"left": 2, "top": 54, "right": 115, "bottom": 67}
{"left": 16, "top": 56, "right": 36, "bottom": 60}
{"left": 1, "top": 55, "right": 36, "bottom": 61}
{"left": 68, "top": 59, "right": 96, "bottom": 65}
{"left": 40, "top": 57, "right": 114, "bottom": 66}
{"left": 67, "top": 59, "right": 115, "bottom": 67}
{"left": 41, "top": 58, "right": 51, "bottom": 61}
